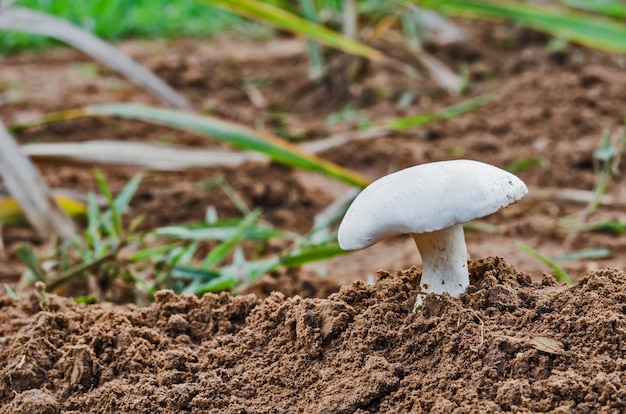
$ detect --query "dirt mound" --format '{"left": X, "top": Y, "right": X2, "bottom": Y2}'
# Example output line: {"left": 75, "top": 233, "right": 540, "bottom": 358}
{"left": 1, "top": 257, "right": 624, "bottom": 413}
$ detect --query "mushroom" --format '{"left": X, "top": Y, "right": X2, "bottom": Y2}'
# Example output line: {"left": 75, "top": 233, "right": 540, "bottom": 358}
{"left": 337, "top": 159, "right": 528, "bottom": 308}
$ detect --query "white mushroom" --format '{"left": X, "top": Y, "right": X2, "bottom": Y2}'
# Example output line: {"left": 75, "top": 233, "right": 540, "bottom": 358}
{"left": 337, "top": 160, "right": 528, "bottom": 308}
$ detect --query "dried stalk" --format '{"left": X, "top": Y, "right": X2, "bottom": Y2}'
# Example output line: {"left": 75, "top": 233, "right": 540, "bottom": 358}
{"left": 22, "top": 140, "right": 267, "bottom": 171}
{"left": 0, "top": 6, "right": 193, "bottom": 111}
{"left": 0, "top": 121, "right": 76, "bottom": 239}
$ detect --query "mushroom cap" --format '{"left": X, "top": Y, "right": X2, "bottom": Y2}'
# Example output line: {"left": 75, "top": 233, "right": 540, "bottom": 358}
{"left": 338, "top": 159, "right": 528, "bottom": 250}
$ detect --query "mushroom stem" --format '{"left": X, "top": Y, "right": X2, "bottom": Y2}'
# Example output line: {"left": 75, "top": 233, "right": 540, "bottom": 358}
{"left": 411, "top": 223, "right": 469, "bottom": 300}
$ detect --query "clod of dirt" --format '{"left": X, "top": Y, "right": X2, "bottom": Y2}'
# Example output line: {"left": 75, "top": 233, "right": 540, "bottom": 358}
{"left": 4, "top": 389, "right": 60, "bottom": 414}
{"left": 1, "top": 257, "right": 626, "bottom": 412}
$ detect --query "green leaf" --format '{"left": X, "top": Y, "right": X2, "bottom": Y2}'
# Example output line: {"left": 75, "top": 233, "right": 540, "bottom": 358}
{"left": 419, "top": 0, "right": 626, "bottom": 54}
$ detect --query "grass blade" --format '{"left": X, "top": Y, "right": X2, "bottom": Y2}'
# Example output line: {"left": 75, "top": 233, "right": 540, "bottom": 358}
{"left": 419, "top": 0, "right": 626, "bottom": 53}
{"left": 552, "top": 247, "right": 611, "bottom": 262}
{"left": 385, "top": 91, "right": 501, "bottom": 130}
{"left": 84, "top": 192, "right": 101, "bottom": 255}
{"left": 113, "top": 172, "right": 143, "bottom": 214}
{"left": 561, "top": 0, "right": 626, "bottom": 19}
{"left": 24, "top": 104, "right": 369, "bottom": 188}
{"left": 3, "top": 284, "right": 19, "bottom": 301}
{"left": 94, "top": 168, "right": 122, "bottom": 239}
{"left": 155, "top": 223, "right": 280, "bottom": 241}
{"left": 582, "top": 220, "right": 626, "bottom": 234}
{"left": 203, "top": 0, "right": 385, "bottom": 61}
{"left": 15, "top": 244, "right": 46, "bottom": 282}
{"left": 514, "top": 241, "right": 572, "bottom": 284}
{"left": 128, "top": 244, "right": 182, "bottom": 261}
{"left": 280, "top": 244, "right": 348, "bottom": 267}
{"left": 201, "top": 210, "right": 262, "bottom": 270}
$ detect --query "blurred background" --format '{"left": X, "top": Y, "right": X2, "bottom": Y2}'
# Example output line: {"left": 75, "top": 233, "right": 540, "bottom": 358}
{"left": 1, "top": 0, "right": 626, "bottom": 305}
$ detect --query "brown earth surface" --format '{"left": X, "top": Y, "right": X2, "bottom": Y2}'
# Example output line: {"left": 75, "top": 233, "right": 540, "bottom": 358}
{"left": 1, "top": 20, "right": 626, "bottom": 412}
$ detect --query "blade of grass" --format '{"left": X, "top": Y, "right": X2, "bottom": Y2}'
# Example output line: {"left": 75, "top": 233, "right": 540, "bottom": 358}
{"left": 514, "top": 241, "right": 572, "bottom": 284}
{"left": 280, "top": 244, "right": 348, "bottom": 267}
{"left": 201, "top": 210, "right": 262, "bottom": 270}
{"left": 14, "top": 104, "right": 369, "bottom": 188}
{"left": 202, "top": 0, "right": 385, "bottom": 61}
{"left": 66, "top": 236, "right": 95, "bottom": 262}
{"left": 300, "top": 89, "right": 506, "bottom": 154}
{"left": 94, "top": 168, "right": 122, "bottom": 239}
{"left": 15, "top": 243, "right": 46, "bottom": 282}
{"left": 3, "top": 284, "right": 19, "bottom": 301}
{"left": 385, "top": 91, "right": 501, "bottom": 130}
{"left": 155, "top": 223, "right": 280, "bottom": 241}
{"left": 84, "top": 192, "right": 101, "bottom": 255}
{"left": 553, "top": 247, "right": 611, "bottom": 262}
{"left": 22, "top": 140, "right": 263, "bottom": 171}
{"left": 112, "top": 172, "right": 144, "bottom": 213}
{"left": 298, "top": 0, "right": 325, "bottom": 79}
{"left": 418, "top": 0, "right": 626, "bottom": 54}
{"left": 128, "top": 243, "right": 183, "bottom": 261}
{"left": 581, "top": 220, "right": 626, "bottom": 234}
{"left": 561, "top": 0, "right": 626, "bottom": 19}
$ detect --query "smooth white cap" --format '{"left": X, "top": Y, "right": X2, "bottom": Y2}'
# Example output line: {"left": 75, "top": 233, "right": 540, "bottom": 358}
{"left": 338, "top": 160, "right": 528, "bottom": 250}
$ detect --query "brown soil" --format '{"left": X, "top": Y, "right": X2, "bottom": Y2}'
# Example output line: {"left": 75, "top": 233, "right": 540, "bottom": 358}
{"left": 2, "top": 20, "right": 626, "bottom": 412}
{"left": 2, "top": 257, "right": 626, "bottom": 413}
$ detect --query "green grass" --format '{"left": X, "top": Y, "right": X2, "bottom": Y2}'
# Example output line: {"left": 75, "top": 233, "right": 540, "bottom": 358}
{"left": 1, "top": 0, "right": 242, "bottom": 53}
{"left": 16, "top": 168, "right": 348, "bottom": 303}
